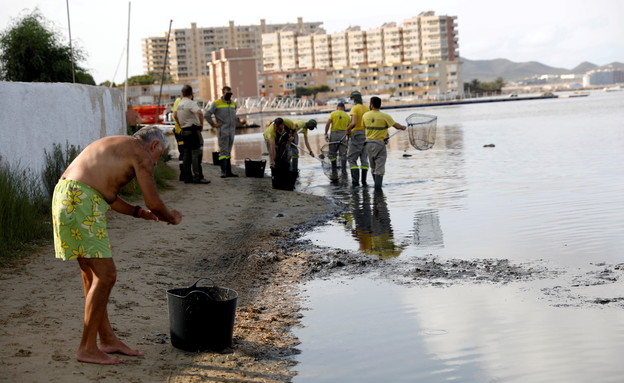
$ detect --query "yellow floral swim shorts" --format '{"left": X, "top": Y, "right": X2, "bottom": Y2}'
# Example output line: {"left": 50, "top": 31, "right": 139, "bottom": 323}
{"left": 52, "top": 179, "right": 112, "bottom": 260}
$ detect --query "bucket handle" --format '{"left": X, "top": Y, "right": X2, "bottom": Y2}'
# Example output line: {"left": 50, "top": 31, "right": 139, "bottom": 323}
{"left": 189, "top": 277, "right": 216, "bottom": 289}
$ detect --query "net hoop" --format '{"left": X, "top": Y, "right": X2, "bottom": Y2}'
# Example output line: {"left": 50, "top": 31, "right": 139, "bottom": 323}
{"left": 406, "top": 113, "right": 437, "bottom": 151}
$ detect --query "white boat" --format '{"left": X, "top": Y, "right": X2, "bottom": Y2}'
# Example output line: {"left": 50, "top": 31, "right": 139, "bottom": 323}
{"left": 603, "top": 86, "right": 622, "bottom": 92}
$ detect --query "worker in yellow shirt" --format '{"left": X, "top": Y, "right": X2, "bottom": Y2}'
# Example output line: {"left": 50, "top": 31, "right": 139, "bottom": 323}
{"left": 290, "top": 119, "right": 317, "bottom": 171}
{"left": 346, "top": 90, "right": 370, "bottom": 187}
{"left": 324, "top": 102, "right": 349, "bottom": 176}
{"left": 362, "top": 96, "right": 406, "bottom": 191}
{"left": 263, "top": 117, "right": 296, "bottom": 168}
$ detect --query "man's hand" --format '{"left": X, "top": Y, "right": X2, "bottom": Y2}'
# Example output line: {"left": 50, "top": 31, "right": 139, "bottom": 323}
{"left": 140, "top": 209, "right": 159, "bottom": 222}
{"left": 325, "top": 134, "right": 329, "bottom": 142}
{"left": 168, "top": 209, "right": 183, "bottom": 225}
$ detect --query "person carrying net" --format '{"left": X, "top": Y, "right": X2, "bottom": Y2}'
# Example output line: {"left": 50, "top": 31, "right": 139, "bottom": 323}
{"left": 362, "top": 96, "right": 407, "bottom": 191}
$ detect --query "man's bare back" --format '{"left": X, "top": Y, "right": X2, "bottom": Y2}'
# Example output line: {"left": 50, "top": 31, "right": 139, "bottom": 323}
{"left": 62, "top": 134, "right": 181, "bottom": 224}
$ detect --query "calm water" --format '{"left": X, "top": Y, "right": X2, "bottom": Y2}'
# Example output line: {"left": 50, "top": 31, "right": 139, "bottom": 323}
{"left": 203, "top": 91, "right": 624, "bottom": 382}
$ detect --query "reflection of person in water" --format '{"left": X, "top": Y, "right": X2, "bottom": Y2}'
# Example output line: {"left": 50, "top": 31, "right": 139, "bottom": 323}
{"left": 348, "top": 189, "right": 403, "bottom": 258}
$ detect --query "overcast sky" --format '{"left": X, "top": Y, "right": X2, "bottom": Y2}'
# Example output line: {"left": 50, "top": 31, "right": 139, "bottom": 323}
{"left": 1, "top": 0, "right": 622, "bottom": 84}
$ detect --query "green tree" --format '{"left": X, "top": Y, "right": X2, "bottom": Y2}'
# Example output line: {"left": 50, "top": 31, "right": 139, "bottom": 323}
{"left": 295, "top": 85, "right": 330, "bottom": 99}
{"left": 0, "top": 10, "right": 92, "bottom": 84}
{"left": 464, "top": 78, "right": 506, "bottom": 95}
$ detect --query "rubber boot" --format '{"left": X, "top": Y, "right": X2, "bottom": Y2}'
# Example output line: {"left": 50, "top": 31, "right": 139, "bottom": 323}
{"left": 374, "top": 174, "right": 384, "bottom": 191}
{"left": 198, "top": 152, "right": 204, "bottom": 179}
{"left": 226, "top": 158, "right": 238, "bottom": 177}
{"left": 361, "top": 169, "right": 368, "bottom": 186}
{"left": 351, "top": 168, "right": 360, "bottom": 187}
{"left": 220, "top": 159, "right": 227, "bottom": 178}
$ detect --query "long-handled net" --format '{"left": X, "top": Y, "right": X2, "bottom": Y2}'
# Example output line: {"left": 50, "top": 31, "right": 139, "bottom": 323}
{"left": 318, "top": 139, "right": 349, "bottom": 182}
{"left": 406, "top": 113, "right": 437, "bottom": 150}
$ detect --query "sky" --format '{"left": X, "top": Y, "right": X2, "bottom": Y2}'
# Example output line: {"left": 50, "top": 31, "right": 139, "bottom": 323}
{"left": 1, "top": 0, "right": 622, "bottom": 84}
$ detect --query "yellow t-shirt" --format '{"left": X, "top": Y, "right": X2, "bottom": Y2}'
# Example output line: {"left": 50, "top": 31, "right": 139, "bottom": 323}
{"left": 328, "top": 110, "right": 350, "bottom": 131}
{"left": 349, "top": 104, "right": 370, "bottom": 132}
{"left": 363, "top": 110, "right": 395, "bottom": 142}
{"left": 263, "top": 118, "right": 295, "bottom": 140}
{"left": 294, "top": 120, "right": 308, "bottom": 136}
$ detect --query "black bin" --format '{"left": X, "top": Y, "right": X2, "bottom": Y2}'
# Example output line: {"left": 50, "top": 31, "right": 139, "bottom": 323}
{"left": 271, "top": 167, "right": 298, "bottom": 191}
{"left": 212, "top": 152, "right": 221, "bottom": 166}
{"left": 166, "top": 279, "right": 238, "bottom": 352}
{"left": 244, "top": 159, "right": 266, "bottom": 178}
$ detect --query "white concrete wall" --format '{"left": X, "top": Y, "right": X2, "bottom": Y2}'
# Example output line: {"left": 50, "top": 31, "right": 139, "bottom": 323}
{"left": 0, "top": 81, "right": 125, "bottom": 173}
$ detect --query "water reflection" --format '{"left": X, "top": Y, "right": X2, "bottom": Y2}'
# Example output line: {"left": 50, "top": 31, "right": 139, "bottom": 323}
{"left": 413, "top": 209, "right": 444, "bottom": 249}
{"left": 345, "top": 189, "right": 404, "bottom": 259}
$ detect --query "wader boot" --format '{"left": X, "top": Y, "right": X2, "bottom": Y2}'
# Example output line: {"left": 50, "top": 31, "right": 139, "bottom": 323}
{"left": 351, "top": 168, "right": 360, "bottom": 187}
{"left": 374, "top": 175, "right": 384, "bottom": 191}
{"left": 330, "top": 161, "right": 338, "bottom": 181}
{"left": 361, "top": 169, "right": 368, "bottom": 186}
{"left": 225, "top": 158, "right": 238, "bottom": 177}
{"left": 220, "top": 159, "right": 227, "bottom": 178}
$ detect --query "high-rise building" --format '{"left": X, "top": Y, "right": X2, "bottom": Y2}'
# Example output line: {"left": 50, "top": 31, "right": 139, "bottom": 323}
{"left": 260, "top": 11, "right": 458, "bottom": 72}
{"left": 258, "top": 11, "right": 461, "bottom": 98}
{"left": 143, "top": 18, "right": 324, "bottom": 82}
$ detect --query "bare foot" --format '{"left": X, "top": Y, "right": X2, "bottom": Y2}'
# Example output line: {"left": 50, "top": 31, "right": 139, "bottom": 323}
{"left": 76, "top": 348, "right": 123, "bottom": 365}
{"left": 99, "top": 340, "right": 143, "bottom": 356}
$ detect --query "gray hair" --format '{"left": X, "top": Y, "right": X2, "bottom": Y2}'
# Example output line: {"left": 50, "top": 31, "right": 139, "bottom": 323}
{"left": 133, "top": 126, "right": 167, "bottom": 149}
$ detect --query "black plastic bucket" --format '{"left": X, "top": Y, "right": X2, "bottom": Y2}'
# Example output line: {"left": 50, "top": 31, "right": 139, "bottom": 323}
{"left": 212, "top": 152, "right": 221, "bottom": 166}
{"left": 271, "top": 167, "right": 298, "bottom": 191}
{"left": 245, "top": 158, "right": 266, "bottom": 178}
{"left": 166, "top": 279, "right": 238, "bottom": 352}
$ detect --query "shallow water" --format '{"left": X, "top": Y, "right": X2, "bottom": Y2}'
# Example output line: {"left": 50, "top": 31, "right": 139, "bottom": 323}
{"left": 205, "top": 91, "right": 624, "bottom": 382}
{"left": 294, "top": 276, "right": 624, "bottom": 383}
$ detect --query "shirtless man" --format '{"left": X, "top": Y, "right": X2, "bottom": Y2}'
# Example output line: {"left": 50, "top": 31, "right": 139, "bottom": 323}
{"left": 51, "top": 126, "right": 183, "bottom": 365}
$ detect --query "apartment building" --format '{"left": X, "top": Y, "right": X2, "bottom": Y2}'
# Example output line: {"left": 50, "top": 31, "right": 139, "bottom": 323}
{"left": 143, "top": 18, "right": 324, "bottom": 82}
{"left": 259, "top": 69, "right": 328, "bottom": 98}
{"left": 203, "top": 48, "right": 258, "bottom": 101}
{"left": 259, "top": 11, "right": 461, "bottom": 98}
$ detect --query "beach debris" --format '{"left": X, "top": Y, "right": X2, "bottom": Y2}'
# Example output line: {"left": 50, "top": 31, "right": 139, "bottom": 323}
{"left": 483, "top": 143, "right": 496, "bottom": 148}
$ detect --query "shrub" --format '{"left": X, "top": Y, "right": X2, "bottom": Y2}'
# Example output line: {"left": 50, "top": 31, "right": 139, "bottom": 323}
{"left": 42, "top": 141, "right": 80, "bottom": 201}
{"left": 0, "top": 163, "right": 50, "bottom": 264}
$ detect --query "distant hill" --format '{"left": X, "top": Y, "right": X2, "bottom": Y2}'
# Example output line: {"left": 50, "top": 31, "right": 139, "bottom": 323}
{"left": 460, "top": 58, "right": 624, "bottom": 82}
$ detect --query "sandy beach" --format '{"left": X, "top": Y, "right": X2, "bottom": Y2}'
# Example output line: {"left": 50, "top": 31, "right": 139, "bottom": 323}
{"left": 0, "top": 162, "right": 334, "bottom": 383}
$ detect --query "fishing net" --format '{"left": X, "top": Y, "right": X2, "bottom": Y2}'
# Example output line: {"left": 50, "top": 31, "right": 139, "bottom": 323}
{"left": 319, "top": 141, "right": 348, "bottom": 182}
{"left": 406, "top": 113, "right": 437, "bottom": 151}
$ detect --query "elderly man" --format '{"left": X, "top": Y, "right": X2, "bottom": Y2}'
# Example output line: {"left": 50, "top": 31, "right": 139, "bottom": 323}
{"left": 51, "top": 126, "right": 183, "bottom": 365}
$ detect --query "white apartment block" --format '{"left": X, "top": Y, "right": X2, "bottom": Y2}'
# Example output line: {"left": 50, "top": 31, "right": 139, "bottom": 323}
{"left": 259, "top": 11, "right": 461, "bottom": 98}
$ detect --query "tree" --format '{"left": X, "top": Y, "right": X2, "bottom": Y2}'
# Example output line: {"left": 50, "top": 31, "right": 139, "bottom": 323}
{"left": 0, "top": 10, "right": 93, "bottom": 84}
{"left": 295, "top": 85, "right": 331, "bottom": 99}
{"left": 464, "top": 77, "right": 506, "bottom": 95}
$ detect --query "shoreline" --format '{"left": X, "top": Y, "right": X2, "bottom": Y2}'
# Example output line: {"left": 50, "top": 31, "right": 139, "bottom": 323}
{"left": 0, "top": 162, "right": 335, "bottom": 383}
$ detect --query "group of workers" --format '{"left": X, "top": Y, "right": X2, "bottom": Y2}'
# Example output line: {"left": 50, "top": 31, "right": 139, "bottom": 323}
{"left": 168, "top": 84, "right": 406, "bottom": 191}
{"left": 264, "top": 90, "right": 406, "bottom": 191}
